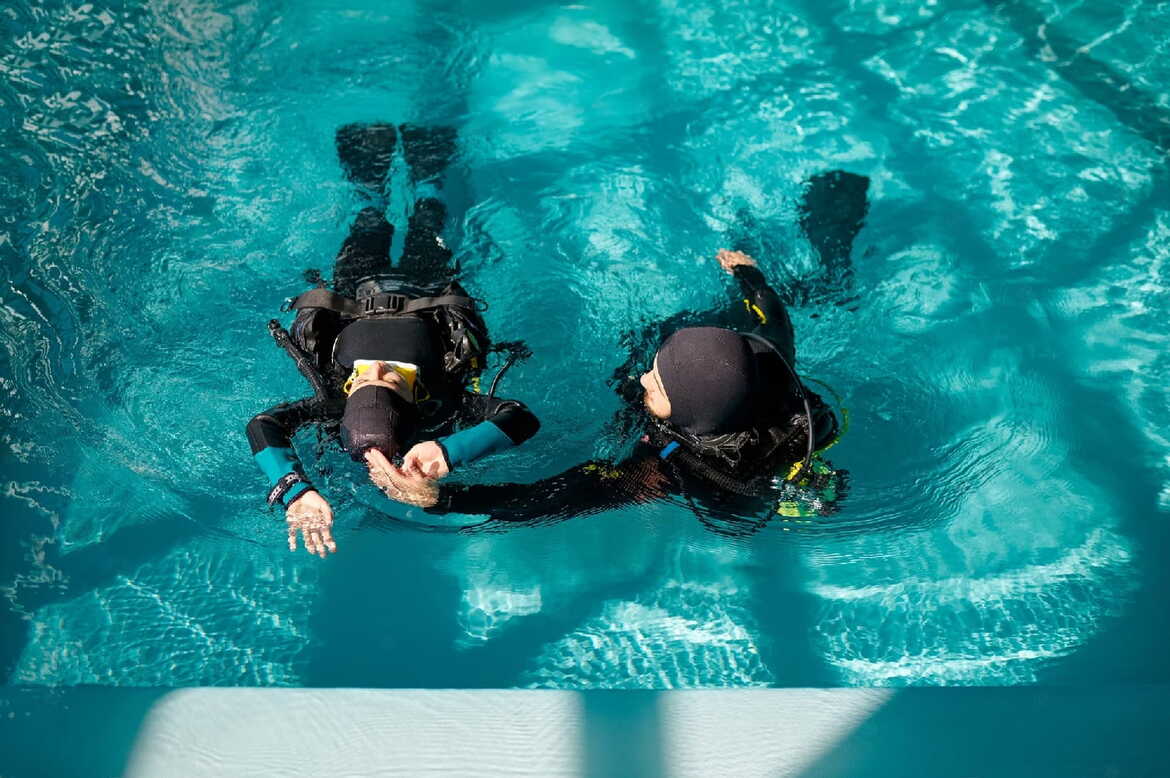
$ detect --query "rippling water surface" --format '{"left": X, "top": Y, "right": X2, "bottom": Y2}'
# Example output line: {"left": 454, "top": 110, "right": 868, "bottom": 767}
{"left": 2, "top": 0, "right": 1168, "bottom": 687}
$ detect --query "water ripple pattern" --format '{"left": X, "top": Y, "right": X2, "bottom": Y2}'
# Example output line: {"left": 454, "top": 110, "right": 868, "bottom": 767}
{"left": 1, "top": 0, "right": 1167, "bottom": 688}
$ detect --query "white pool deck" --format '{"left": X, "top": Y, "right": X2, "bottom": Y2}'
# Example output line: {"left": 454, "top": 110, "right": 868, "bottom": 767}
{"left": 1, "top": 686, "right": 1166, "bottom": 777}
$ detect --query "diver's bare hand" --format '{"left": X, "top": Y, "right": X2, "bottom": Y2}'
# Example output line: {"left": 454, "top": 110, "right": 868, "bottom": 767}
{"left": 402, "top": 441, "right": 450, "bottom": 479}
{"left": 365, "top": 450, "right": 439, "bottom": 508}
{"left": 717, "top": 248, "right": 758, "bottom": 274}
{"left": 285, "top": 490, "right": 337, "bottom": 558}
{"left": 364, "top": 449, "right": 396, "bottom": 478}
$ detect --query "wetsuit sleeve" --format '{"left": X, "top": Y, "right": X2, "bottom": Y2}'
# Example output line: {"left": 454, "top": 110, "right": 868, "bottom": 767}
{"left": 245, "top": 397, "right": 342, "bottom": 507}
{"left": 436, "top": 394, "right": 541, "bottom": 470}
{"left": 733, "top": 264, "right": 796, "bottom": 365}
{"left": 429, "top": 454, "right": 667, "bottom": 524}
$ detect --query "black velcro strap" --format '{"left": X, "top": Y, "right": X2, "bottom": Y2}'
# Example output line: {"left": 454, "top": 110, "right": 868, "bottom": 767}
{"left": 267, "top": 471, "right": 309, "bottom": 508}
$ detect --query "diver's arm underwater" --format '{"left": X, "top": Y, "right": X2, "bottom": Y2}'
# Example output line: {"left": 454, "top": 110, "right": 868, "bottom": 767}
{"left": 425, "top": 447, "right": 670, "bottom": 525}
{"left": 246, "top": 396, "right": 346, "bottom": 556}
{"left": 246, "top": 397, "right": 344, "bottom": 508}
{"left": 725, "top": 252, "right": 797, "bottom": 365}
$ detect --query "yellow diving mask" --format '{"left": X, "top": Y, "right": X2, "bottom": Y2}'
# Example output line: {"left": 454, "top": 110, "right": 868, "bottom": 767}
{"left": 343, "top": 359, "right": 423, "bottom": 400}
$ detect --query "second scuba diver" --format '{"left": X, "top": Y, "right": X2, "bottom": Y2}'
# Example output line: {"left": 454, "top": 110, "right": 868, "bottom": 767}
{"left": 246, "top": 123, "right": 540, "bottom": 556}
{"left": 369, "top": 171, "right": 870, "bottom": 535}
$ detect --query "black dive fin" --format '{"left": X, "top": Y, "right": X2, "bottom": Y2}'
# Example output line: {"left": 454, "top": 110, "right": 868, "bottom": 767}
{"left": 336, "top": 122, "right": 398, "bottom": 193}
{"left": 799, "top": 170, "right": 870, "bottom": 281}
{"left": 400, "top": 124, "right": 457, "bottom": 185}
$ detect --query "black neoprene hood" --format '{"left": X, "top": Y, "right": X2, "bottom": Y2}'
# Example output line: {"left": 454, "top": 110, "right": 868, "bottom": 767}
{"left": 654, "top": 326, "right": 756, "bottom": 435}
{"left": 340, "top": 384, "right": 418, "bottom": 461}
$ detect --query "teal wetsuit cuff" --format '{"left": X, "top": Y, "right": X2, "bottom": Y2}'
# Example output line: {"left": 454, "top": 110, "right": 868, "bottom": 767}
{"left": 255, "top": 446, "right": 314, "bottom": 508}
{"left": 438, "top": 421, "right": 513, "bottom": 468}
{"left": 435, "top": 440, "right": 453, "bottom": 472}
{"left": 254, "top": 446, "right": 301, "bottom": 485}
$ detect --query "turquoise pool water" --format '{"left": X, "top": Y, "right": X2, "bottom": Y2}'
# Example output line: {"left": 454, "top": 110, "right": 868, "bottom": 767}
{"left": 2, "top": 0, "right": 1168, "bottom": 688}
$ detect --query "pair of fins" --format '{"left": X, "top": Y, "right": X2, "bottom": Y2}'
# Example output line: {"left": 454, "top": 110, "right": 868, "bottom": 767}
{"left": 338, "top": 122, "right": 871, "bottom": 301}
{"left": 335, "top": 122, "right": 457, "bottom": 193}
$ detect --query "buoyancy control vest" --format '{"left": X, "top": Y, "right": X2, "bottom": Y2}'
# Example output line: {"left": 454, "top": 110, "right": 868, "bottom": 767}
{"left": 284, "top": 275, "right": 490, "bottom": 396}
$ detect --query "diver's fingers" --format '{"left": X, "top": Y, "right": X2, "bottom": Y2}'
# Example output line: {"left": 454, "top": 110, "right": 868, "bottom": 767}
{"left": 413, "top": 455, "right": 430, "bottom": 476}
{"left": 364, "top": 448, "right": 392, "bottom": 473}
{"left": 375, "top": 469, "right": 402, "bottom": 499}
{"left": 288, "top": 523, "right": 298, "bottom": 552}
{"left": 303, "top": 524, "right": 320, "bottom": 556}
{"left": 315, "top": 528, "right": 328, "bottom": 557}
{"left": 322, "top": 527, "right": 337, "bottom": 555}
{"left": 398, "top": 468, "right": 424, "bottom": 488}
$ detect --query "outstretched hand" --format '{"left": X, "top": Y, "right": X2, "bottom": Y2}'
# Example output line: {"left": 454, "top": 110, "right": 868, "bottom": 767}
{"left": 365, "top": 449, "right": 439, "bottom": 508}
{"left": 286, "top": 490, "right": 337, "bottom": 557}
{"left": 716, "top": 248, "right": 758, "bottom": 274}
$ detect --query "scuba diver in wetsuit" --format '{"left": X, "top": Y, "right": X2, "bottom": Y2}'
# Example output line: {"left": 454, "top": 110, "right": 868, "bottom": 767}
{"left": 390, "top": 170, "right": 868, "bottom": 535}
{"left": 246, "top": 123, "right": 540, "bottom": 556}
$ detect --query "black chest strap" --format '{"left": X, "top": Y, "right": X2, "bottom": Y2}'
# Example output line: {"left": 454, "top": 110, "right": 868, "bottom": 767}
{"left": 290, "top": 287, "right": 477, "bottom": 318}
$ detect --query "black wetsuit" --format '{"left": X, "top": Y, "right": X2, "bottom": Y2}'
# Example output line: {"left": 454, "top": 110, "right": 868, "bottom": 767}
{"left": 428, "top": 264, "right": 840, "bottom": 530}
{"left": 247, "top": 124, "right": 539, "bottom": 508}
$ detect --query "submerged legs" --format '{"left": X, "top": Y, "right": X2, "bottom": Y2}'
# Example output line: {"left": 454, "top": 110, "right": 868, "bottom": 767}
{"left": 330, "top": 123, "right": 459, "bottom": 293}
{"left": 332, "top": 206, "right": 394, "bottom": 298}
